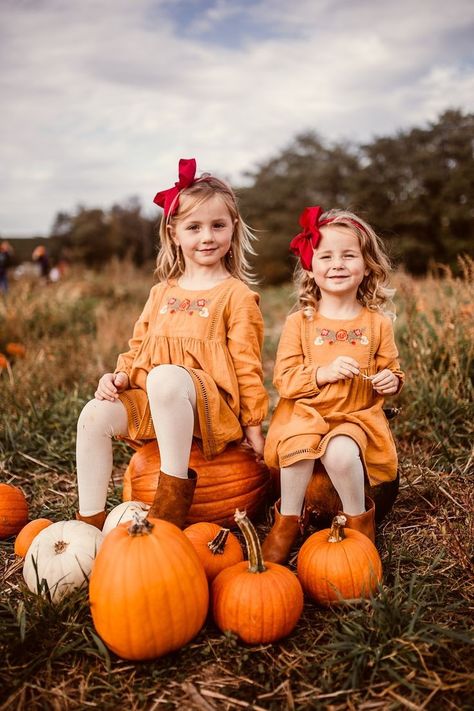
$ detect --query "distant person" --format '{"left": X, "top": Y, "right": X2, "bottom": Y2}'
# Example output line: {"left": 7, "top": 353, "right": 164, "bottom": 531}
{"left": 75, "top": 158, "right": 268, "bottom": 530}
{"left": 0, "top": 241, "right": 13, "bottom": 294}
{"left": 32, "top": 245, "right": 50, "bottom": 281}
{"left": 262, "top": 207, "right": 405, "bottom": 563}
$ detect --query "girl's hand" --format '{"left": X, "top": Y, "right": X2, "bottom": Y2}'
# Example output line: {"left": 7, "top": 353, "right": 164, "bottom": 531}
{"left": 316, "top": 356, "right": 360, "bottom": 386}
{"left": 369, "top": 369, "right": 399, "bottom": 395}
{"left": 95, "top": 372, "right": 129, "bottom": 401}
{"left": 242, "top": 425, "right": 265, "bottom": 461}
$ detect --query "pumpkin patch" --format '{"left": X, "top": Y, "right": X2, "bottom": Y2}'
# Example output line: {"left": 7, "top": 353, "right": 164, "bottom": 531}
{"left": 123, "top": 441, "right": 270, "bottom": 527}
{"left": 297, "top": 514, "right": 383, "bottom": 605}
{"left": 184, "top": 521, "right": 244, "bottom": 582}
{"left": 14, "top": 518, "right": 53, "bottom": 557}
{"left": 211, "top": 510, "right": 304, "bottom": 644}
{"left": 23, "top": 520, "right": 104, "bottom": 602}
{"left": 89, "top": 514, "right": 209, "bottom": 660}
{"left": 0, "top": 483, "right": 29, "bottom": 538}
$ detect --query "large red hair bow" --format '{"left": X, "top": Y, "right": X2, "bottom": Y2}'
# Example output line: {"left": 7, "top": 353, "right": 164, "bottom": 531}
{"left": 153, "top": 158, "right": 197, "bottom": 216}
{"left": 289, "top": 206, "right": 332, "bottom": 270}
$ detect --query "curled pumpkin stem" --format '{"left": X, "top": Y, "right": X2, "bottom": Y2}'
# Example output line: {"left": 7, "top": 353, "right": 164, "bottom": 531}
{"left": 234, "top": 509, "right": 266, "bottom": 573}
{"left": 328, "top": 515, "right": 347, "bottom": 544}
{"left": 128, "top": 511, "right": 154, "bottom": 537}
{"left": 207, "top": 528, "right": 230, "bottom": 555}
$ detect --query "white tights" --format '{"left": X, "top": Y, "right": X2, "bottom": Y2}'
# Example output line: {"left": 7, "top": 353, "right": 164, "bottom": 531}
{"left": 279, "top": 435, "right": 366, "bottom": 517}
{"left": 76, "top": 365, "right": 197, "bottom": 516}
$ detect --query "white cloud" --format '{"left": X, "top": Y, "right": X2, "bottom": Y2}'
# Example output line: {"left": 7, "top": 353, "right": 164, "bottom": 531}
{"left": 1, "top": 0, "right": 473, "bottom": 234}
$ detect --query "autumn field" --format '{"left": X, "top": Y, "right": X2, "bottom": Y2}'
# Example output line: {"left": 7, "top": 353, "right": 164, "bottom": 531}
{"left": 0, "top": 259, "right": 473, "bottom": 711}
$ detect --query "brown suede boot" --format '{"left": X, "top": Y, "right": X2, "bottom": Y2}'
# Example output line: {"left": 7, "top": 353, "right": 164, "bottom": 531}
{"left": 147, "top": 469, "right": 197, "bottom": 529}
{"left": 341, "top": 497, "right": 376, "bottom": 544}
{"left": 75, "top": 511, "right": 106, "bottom": 530}
{"left": 261, "top": 500, "right": 306, "bottom": 565}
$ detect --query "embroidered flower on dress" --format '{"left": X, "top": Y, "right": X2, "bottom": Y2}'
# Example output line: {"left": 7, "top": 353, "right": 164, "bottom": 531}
{"left": 314, "top": 326, "right": 368, "bottom": 346}
{"left": 160, "top": 296, "right": 210, "bottom": 318}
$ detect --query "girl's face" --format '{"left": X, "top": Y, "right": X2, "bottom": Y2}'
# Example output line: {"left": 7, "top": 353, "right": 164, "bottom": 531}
{"left": 170, "top": 194, "right": 234, "bottom": 271}
{"left": 311, "top": 226, "right": 369, "bottom": 299}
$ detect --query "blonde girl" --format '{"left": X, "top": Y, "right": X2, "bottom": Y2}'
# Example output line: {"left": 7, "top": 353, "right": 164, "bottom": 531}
{"left": 263, "top": 206, "right": 404, "bottom": 563}
{"left": 76, "top": 159, "right": 268, "bottom": 529}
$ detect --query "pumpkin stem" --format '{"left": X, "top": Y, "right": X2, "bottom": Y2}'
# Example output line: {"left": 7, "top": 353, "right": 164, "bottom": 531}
{"left": 128, "top": 511, "right": 154, "bottom": 537}
{"left": 234, "top": 509, "right": 266, "bottom": 573}
{"left": 54, "top": 540, "right": 68, "bottom": 554}
{"left": 328, "top": 515, "right": 347, "bottom": 543}
{"left": 207, "top": 528, "right": 230, "bottom": 555}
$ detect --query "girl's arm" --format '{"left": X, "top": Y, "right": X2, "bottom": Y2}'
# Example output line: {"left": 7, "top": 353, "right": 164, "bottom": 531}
{"left": 371, "top": 316, "right": 405, "bottom": 395}
{"left": 114, "top": 287, "right": 156, "bottom": 384}
{"left": 226, "top": 291, "right": 268, "bottom": 430}
{"left": 273, "top": 314, "right": 320, "bottom": 399}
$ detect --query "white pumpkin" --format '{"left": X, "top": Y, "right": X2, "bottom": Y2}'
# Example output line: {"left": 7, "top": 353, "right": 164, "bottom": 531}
{"left": 23, "top": 520, "right": 104, "bottom": 602}
{"left": 102, "top": 501, "right": 150, "bottom": 536}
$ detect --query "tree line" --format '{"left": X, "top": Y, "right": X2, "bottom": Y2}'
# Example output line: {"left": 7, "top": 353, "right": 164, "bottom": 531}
{"left": 22, "top": 109, "right": 473, "bottom": 283}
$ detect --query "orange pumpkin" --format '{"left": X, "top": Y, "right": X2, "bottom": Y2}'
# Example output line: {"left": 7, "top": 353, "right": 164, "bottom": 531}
{"left": 89, "top": 515, "right": 209, "bottom": 660}
{"left": 271, "top": 465, "right": 399, "bottom": 524}
{"left": 0, "top": 483, "right": 29, "bottom": 538}
{"left": 0, "top": 354, "right": 8, "bottom": 370}
{"left": 14, "top": 518, "right": 53, "bottom": 557}
{"left": 184, "top": 522, "right": 244, "bottom": 582}
{"left": 5, "top": 342, "right": 26, "bottom": 358}
{"left": 123, "top": 441, "right": 270, "bottom": 527}
{"left": 297, "top": 514, "right": 383, "bottom": 606}
{"left": 211, "top": 510, "right": 304, "bottom": 644}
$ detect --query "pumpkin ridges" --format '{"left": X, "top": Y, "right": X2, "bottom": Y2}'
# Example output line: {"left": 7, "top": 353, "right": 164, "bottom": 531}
{"left": 297, "top": 518, "right": 382, "bottom": 605}
{"left": 0, "top": 483, "right": 29, "bottom": 538}
{"left": 89, "top": 517, "right": 208, "bottom": 659}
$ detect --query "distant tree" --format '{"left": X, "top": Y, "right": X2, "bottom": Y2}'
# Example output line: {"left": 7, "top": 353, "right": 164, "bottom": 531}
{"left": 351, "top": 109, "right": 474, "bottom": 272}
{"left": 50, "top": 201, "right": 157, "bottom": 268}
{"left": 239, "top": 110, "right": 473, "bottom": 280}
{"left": 239, "top": 133, "right": 359, "bottom": 282}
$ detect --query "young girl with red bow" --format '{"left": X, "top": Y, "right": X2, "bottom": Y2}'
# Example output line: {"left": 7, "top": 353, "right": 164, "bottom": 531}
{"left": 262, "top": 207, "right": 404, "bottom": 563}
{"left": 75, "top": 159, "right": 268, "bottom": 529}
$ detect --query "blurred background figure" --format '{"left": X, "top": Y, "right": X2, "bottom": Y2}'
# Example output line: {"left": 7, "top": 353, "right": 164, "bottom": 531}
{"left": 0, "top": 240, "right": 14, "bottom": 294}
{"left": 32, "top": 245, "right": 50, "bottom": 282}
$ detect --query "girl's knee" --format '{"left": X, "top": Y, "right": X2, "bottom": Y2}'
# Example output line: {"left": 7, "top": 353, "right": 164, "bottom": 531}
{"left": 146, "top": 364, "right": 194, "bottom": 403}
{"left": 322, "top": 436, "right": 360, "bottom": 470}
{"left": 77, "top": 398, "right": 126, "bottom": 437}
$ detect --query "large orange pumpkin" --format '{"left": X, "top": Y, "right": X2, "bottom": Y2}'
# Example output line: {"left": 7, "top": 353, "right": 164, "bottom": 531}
{"left": 211, "top": 510, "right": 304, "bottom": 644}
{"left": 0, "top": 483, "right": 29, "bottom": 538}
{"left": 89, "top": 515, "right": 209, "bottom": 660}
{"left": 297, "top": 514, "right": 382, "bottom": 606}
{"left": 271, "top": 464, "right": 399, "bottom": 525}
{"left": 123, "top": 441, "right": 270, "bottom": 527}
{"left": 184, "top": 522, "right": 244, "bottom": 582}
{"left": 14, "top": 518, "right": 53, "bottom": 557}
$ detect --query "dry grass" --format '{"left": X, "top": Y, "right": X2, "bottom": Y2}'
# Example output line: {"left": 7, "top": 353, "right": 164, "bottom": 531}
{"left": 1, "top": 260, "right": 473, "bottom": 710}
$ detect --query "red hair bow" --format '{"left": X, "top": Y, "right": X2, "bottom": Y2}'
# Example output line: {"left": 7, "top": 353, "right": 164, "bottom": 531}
{"left": 289, "top": 206, "right": 332, "bottom": 270}
{"left": 153, "top": 158, "right": 197, "bottom": 216}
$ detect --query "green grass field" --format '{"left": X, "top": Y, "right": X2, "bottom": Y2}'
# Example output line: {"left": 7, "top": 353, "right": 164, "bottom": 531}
{"left": 1, "top": 259, "right": 473, "bottom": 710}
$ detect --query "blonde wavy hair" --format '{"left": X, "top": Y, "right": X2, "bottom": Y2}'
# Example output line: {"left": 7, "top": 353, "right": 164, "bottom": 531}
{"left": 154, "top": 175, "right": 257, "bottom": 284}
{"left": 294, "top": 209, "right": 396, "bottom": 318}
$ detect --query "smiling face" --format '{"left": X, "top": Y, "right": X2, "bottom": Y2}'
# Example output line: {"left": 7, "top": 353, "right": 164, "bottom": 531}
{"left": 169, "top": 193, "right": 234, "bottom": 272}
{"left": 311, "top": 225, "right": 369, "bottom": 300}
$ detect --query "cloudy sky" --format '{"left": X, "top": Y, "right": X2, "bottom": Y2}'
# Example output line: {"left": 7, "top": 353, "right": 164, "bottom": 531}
{"left": 1, "top": 0, "right": 473, "bottom": 236}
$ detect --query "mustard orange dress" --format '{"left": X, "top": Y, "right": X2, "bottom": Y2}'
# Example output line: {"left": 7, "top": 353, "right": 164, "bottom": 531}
{"left": 264, "top": 307, "right": 404, "bottom": 485}
{"left": 115, "top": 277, "right": 268, "bottom": 459}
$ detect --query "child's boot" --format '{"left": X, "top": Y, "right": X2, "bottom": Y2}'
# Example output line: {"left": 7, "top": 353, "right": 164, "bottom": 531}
{"left": 261, "top": 499, "right": 306, "bottom": 565}
{"left": 147, "top": 469, "right": 197, "bottom": 529}
{"left": 75, "top": 511, "right": 107, "bottom": 530}
{"left": 340, "top": 497, "right": 376, "bottom": 543}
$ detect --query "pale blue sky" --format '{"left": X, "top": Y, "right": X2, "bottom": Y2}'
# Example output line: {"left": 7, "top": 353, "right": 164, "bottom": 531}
{"left": 1, "top": 0, "right": 473, "bottom": 235}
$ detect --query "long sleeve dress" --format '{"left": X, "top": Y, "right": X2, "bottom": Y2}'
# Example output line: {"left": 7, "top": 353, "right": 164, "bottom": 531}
{"left": 264, "top": 307, "right": 404, "bottom": 486}
{"left": 115, "top": 277, "right": 268, "bottom": 459}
